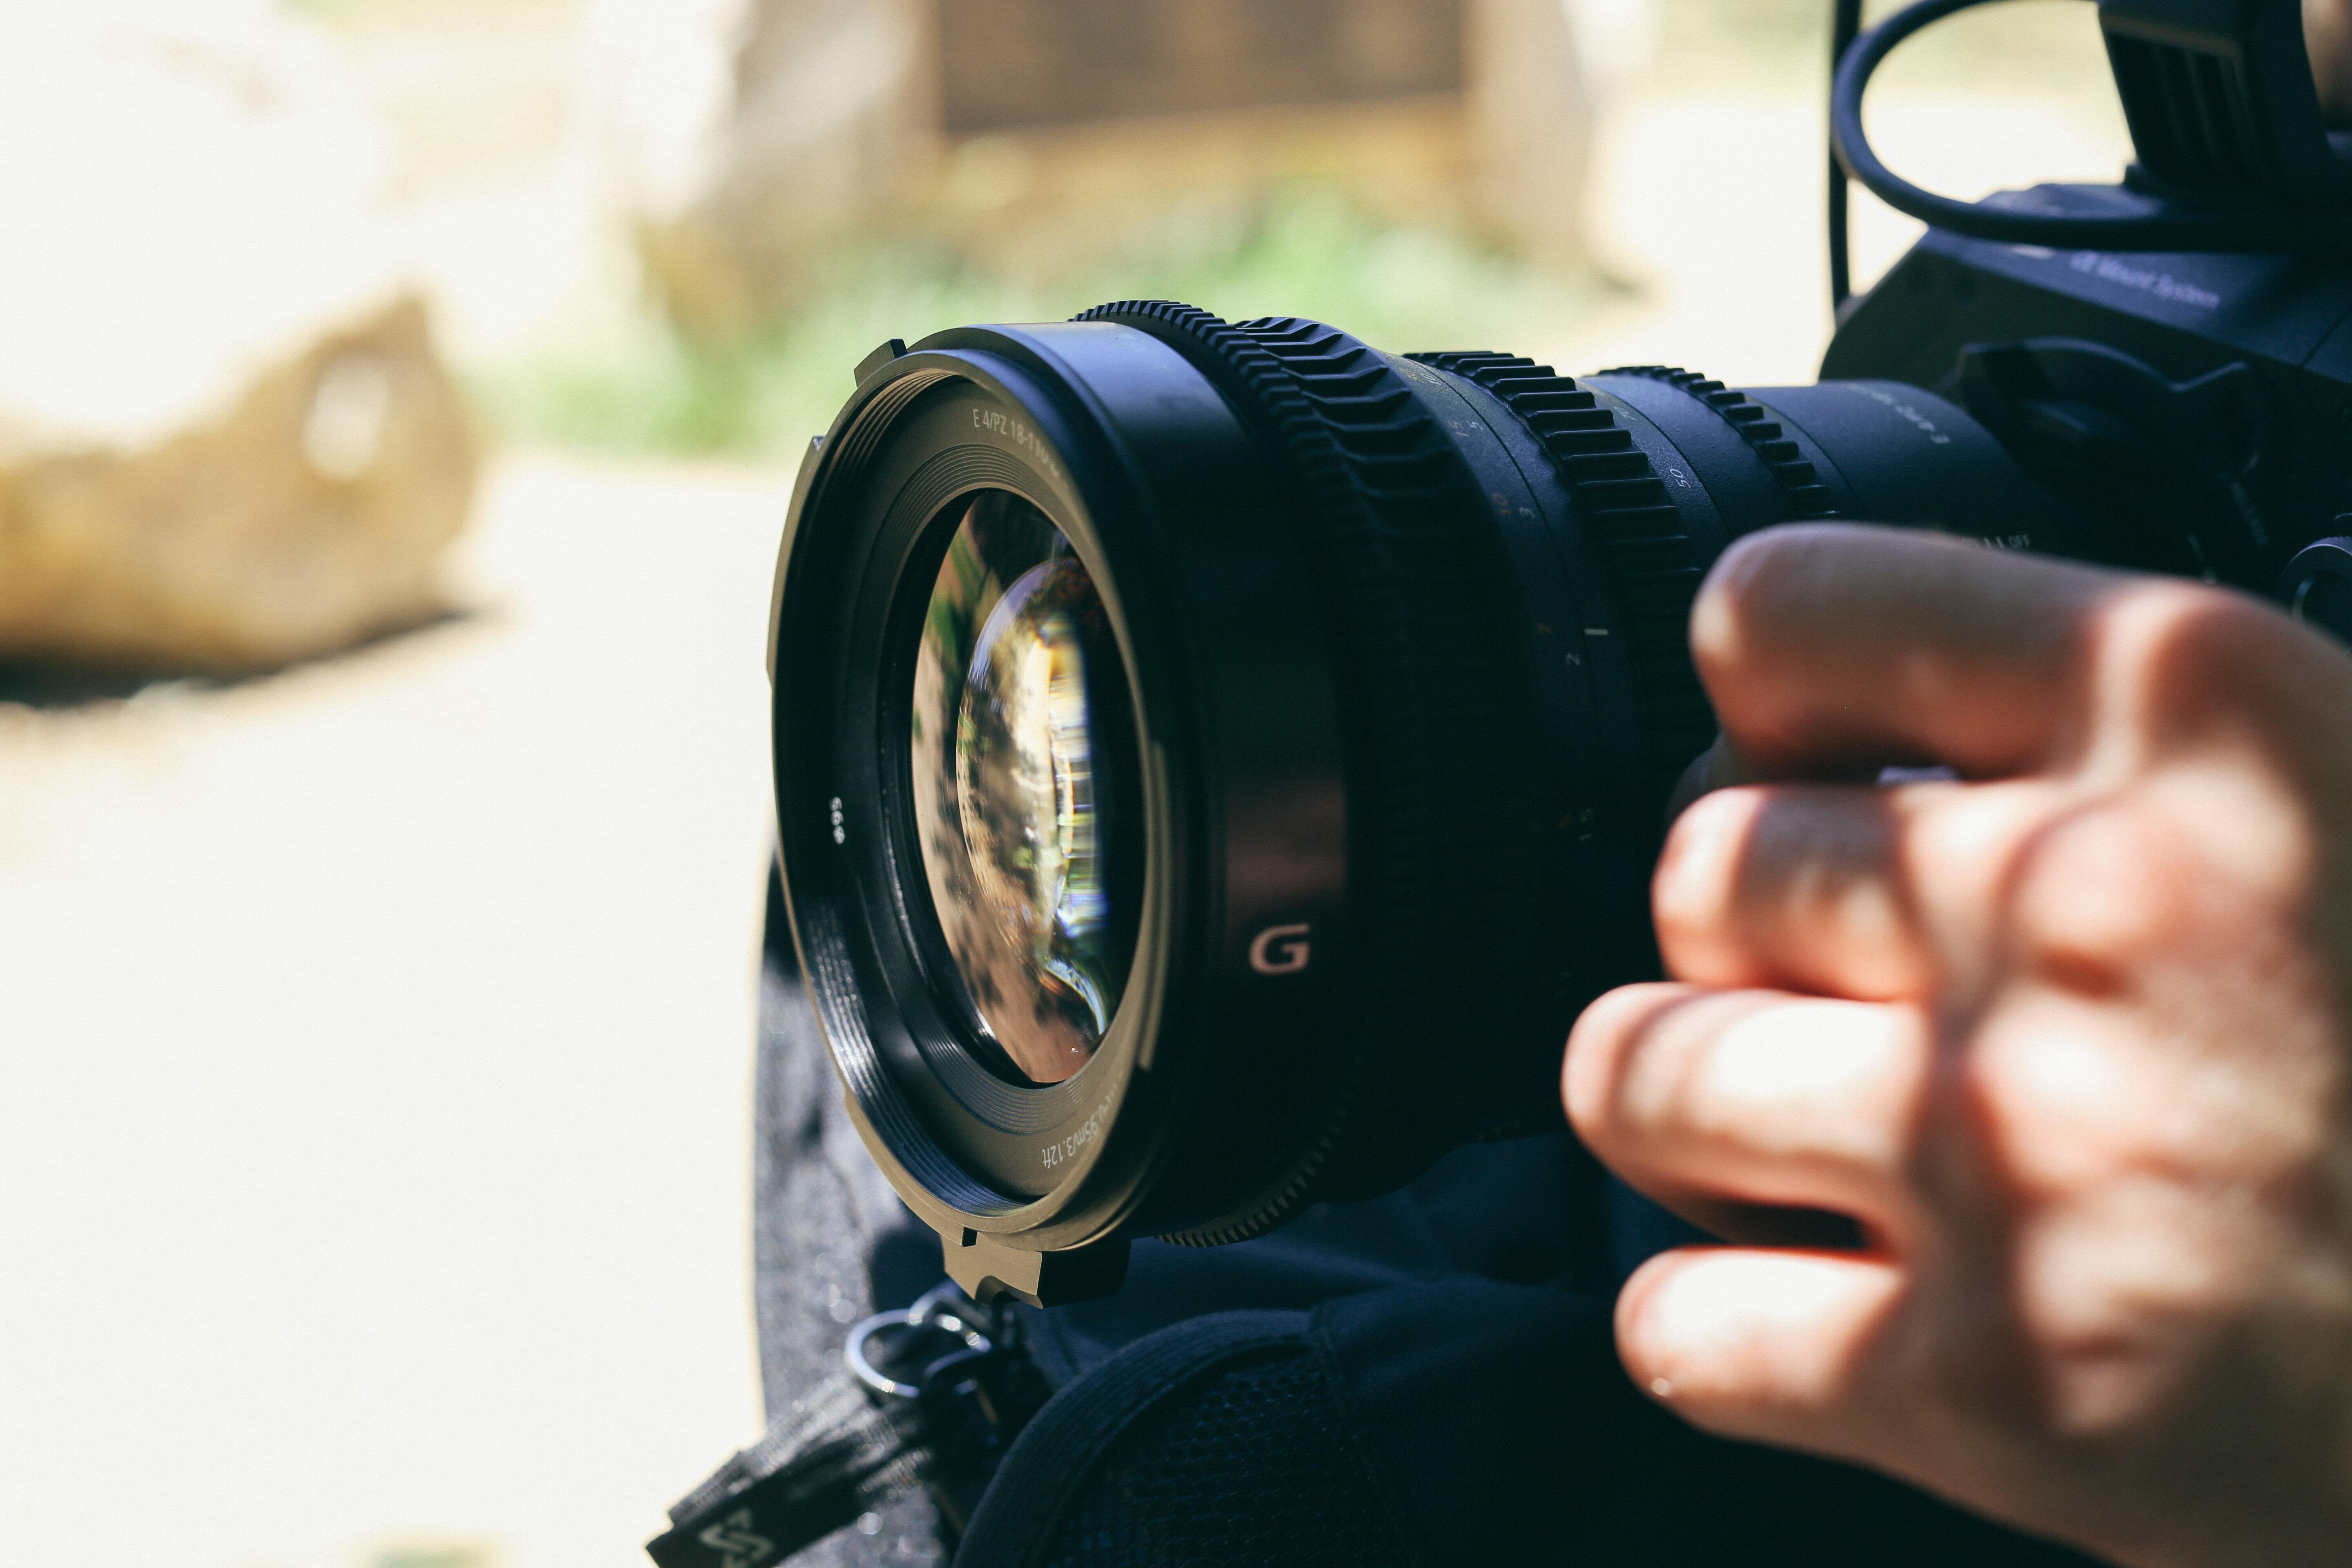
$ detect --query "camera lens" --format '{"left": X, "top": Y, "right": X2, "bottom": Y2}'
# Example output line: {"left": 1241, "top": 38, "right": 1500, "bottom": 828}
{"left": 909, "top": 490, "right": 1139, "bottom": 1086}
{"left": 771, "top": 303, "right": 2081, "bottom": 1305}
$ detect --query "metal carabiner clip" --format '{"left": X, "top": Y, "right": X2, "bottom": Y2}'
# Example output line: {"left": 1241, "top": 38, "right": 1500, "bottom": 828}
{"left": 843, "top": 1281, "right": 996, "bottom": 1400}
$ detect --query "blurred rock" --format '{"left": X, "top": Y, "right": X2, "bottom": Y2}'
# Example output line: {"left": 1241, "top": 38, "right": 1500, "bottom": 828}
{"left": 1472, "top": 0, "right": 1650, "bottom": 268}
{"left": 0, "top": 0, "right": 478, "bottom": 672}
{"left": 0, "top": 297, "right": 477, "bottom": 671}
{"left": 580, "top": 0, "right": 933, "bottom": 336}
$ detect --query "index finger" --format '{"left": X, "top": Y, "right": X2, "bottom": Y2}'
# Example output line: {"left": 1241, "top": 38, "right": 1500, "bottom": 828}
{"left": 1692, "top": 524, "right": 2116, "bottom": 780}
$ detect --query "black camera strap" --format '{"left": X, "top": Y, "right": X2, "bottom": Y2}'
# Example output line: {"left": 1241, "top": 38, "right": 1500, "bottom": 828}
{"left": 646, "top": 1285, "right": 1048, "bottom": 1568}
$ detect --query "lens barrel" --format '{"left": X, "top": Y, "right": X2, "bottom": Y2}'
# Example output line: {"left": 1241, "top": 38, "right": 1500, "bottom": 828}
{"left": 768, "top": 303, "right": 2072, "bottom": 1305}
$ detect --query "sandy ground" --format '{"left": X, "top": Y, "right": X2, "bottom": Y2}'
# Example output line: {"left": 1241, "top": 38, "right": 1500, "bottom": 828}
{"left": 0, "top": 457, "right": 783, "bottom": 1568}
{"left": 0, "top": 11, "right": 2132, "bottom": 1566}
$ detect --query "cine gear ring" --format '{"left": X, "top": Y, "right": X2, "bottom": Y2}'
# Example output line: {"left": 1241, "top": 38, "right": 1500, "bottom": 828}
{"left": 768, "top": 304, "right": 2071, "bottom": 1305}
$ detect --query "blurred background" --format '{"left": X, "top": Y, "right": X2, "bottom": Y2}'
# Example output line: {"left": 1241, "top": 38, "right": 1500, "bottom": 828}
{"left": 0, "top": 2, "right": 2127, "bottom": 1566}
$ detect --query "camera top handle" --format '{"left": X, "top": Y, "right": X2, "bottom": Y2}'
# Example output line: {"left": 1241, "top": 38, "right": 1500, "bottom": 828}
{"left": 1830, "top": 0, "right": 2352, "bottom": 290}
{"left": 1829, "top": 0, "right": 1868, "bottom": 307}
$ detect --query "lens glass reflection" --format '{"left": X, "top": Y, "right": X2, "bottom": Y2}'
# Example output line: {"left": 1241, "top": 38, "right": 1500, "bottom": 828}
{"left": 909, "top": 491, "right": 1138, "bottom": 1085}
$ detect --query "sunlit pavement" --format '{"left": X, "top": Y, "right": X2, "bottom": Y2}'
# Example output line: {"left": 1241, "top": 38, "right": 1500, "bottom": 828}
{"left": 0, "top": 456, "right": 782, "bottom": 1568}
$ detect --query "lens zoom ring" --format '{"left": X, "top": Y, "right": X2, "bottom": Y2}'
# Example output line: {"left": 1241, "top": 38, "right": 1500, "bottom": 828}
{"left": 1075, "top": 301, "right": 1542, "bottom": 1240}
{"left": 1408, "top": 351, "right": 1716, "bottom": 796}
{"left": 1599, "top": 365, "right": 1841, "bottom": 524}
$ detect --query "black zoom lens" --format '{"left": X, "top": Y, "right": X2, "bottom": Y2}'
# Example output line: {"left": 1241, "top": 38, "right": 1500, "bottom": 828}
{"left": 769, "top": 303, "right": 2072, "bottom": 1305}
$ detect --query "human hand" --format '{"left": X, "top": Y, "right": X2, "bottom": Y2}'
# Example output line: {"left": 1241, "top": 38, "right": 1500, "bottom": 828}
{"left": 1563, "top": 525, "right": 2352, "bottom": 1567}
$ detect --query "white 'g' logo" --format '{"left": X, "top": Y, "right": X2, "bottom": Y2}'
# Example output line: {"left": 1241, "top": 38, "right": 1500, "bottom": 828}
{"left": 1247, "top": 923, "right": 1312, "bottom": 975}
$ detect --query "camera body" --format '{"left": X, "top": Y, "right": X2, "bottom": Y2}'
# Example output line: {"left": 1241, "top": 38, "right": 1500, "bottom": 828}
{"left": 768, "top": 0, "right": 2352, "bottom": 1307}
{"left": 1831, "top": 200, "right": 2352, "bottom": 612}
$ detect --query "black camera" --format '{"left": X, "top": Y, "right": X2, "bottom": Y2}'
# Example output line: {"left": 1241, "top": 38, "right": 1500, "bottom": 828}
{"left": 766, "top": 0, "right": 2352, "bottom": 1306}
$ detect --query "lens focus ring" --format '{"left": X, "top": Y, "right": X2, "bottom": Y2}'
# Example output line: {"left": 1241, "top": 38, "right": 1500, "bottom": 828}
{"left": 1601, "top": 365, "right": 1841, "bottom": 522}
{"left": 1077, "top": 302, "right": 1547, "bottom": 1238}
{"left": 1411, "top": 352, "right": 1718, "bottom": 796}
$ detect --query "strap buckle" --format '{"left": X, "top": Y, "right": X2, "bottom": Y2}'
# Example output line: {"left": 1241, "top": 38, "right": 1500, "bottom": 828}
{"left": 646, "top": 1284, "right": 1049, "bottom": 1568}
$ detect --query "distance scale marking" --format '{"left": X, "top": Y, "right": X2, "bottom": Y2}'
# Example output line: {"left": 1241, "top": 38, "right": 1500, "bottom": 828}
{"left": 1040, "top": 1089, "right": 1117, "bottom": 1170}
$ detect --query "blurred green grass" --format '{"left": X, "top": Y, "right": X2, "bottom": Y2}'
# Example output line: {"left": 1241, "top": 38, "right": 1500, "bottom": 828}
{"left": 461, "top": 0, "right": 2109, "bottom": 458}
{"left": 471, "top": 187, "right": 1620, "bottom": 459}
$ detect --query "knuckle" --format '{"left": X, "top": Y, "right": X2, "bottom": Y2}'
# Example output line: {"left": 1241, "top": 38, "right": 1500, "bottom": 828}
{"left": 1690, "top": 524, "right": 1851, "bottom": 667}
{"left": 1564, "top": 983, "right": 1682, "bottom": 1133}
{"left": 1611, "top": 1258, "right": 1678, "bottom": 1378}
{"left": 2095, "top": 581, "right": 2285, "bottom": 728}
{"left": 1653, "top": 788, "right": 1757, "bottom": 937}
{"left": 2010, "top": 777, "right": 2306, "bottom": 981}
{"left": 2010, "top": 801, "right": 2190, "bottom": 969}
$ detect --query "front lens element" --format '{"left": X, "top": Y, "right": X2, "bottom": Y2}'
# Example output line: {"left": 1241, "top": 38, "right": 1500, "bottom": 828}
{"left": 910, "top": 491, "right": 1138, "bottom": 1085}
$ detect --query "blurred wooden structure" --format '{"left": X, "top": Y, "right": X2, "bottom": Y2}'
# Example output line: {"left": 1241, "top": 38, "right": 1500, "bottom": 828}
{"left": 936, "top": 0, "right": 1464, "bottom": 130}
{"left": 599, "top": 0, "right": 1607, "bottom": 332}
